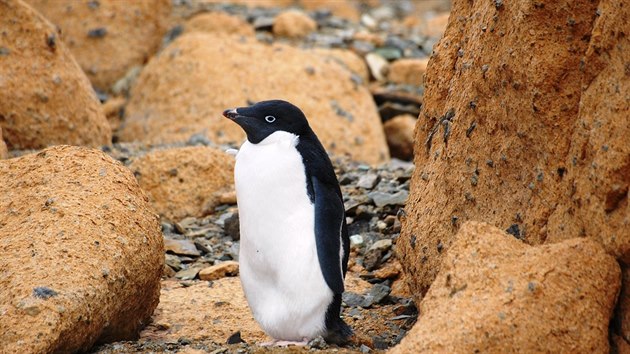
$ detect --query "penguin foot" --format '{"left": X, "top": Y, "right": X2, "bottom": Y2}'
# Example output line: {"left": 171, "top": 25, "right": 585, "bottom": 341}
{"left": 259, "top": 338, "right": 309, "bottom": 347}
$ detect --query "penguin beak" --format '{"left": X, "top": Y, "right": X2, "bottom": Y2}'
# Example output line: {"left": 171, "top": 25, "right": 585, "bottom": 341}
{"left": 222, "top": 108, "right": 239, "bottom": 120}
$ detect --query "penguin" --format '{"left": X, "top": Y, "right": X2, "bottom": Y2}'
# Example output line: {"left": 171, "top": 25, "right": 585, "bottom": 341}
{"left": 222, "top": 100, "right": 352, "bottom": 346}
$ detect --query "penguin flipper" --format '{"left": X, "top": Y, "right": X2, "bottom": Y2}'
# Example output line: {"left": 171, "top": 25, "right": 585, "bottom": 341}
{"left": 312, "top": 176, "right": 346, "bottom": 295}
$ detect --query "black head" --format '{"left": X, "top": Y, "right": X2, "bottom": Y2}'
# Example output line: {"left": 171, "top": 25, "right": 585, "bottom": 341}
{"left": 222, "top": 100, "right": 312, "bottom": 144}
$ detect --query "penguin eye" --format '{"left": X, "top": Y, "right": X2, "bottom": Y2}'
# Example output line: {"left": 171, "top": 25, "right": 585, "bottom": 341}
{"left": 264, "top": 115, "right": 276, "bottom": 123}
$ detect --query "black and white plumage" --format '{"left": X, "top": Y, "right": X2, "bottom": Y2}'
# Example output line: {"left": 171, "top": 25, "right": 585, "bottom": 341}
{"left": 223, "top": 100, "right": 352, "bottom": 345}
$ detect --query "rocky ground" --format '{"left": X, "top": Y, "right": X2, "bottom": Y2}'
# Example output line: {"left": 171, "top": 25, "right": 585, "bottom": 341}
{"left": 91, "top": 142, "right": 416, "bottom": 354}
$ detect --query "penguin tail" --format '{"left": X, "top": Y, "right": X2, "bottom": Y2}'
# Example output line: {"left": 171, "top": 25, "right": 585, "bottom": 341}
{"left": 323, "top": 317, "right": 353, "bottom": 345}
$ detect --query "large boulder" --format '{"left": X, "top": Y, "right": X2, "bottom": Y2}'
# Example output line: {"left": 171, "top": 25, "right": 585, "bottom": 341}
{"left": 0, "top": 145, "right": 163, "bottom": 353}
{"left": 0, "top": 0, "right": 111, "bottom": 150}
{"left": 398, "top": 0, "right": 629, "bottom": 297}
{"left": 616, "top": 266, "right": 630, "bottom": 348}
{"left": 26, "top": 0, "right": 171, "bottom": 91}
{"left": 119, "top": 33, "right": 389, "bottom": 165}
{"left": 0, "top": 127, "right": 7, "bottom": 159}
{"left": 128, "top": 146, "right": 234, "bottom": 221}
{"left": 391, "top": 222, "right": 620, "bottom": 353}
{"left": 546, "top": 0, "right": 630, "bottom": 263}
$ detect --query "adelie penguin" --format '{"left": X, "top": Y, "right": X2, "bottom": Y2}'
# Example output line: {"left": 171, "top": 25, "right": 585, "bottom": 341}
{"left": 223, "top": 100, "right": 352, "bottom": 346}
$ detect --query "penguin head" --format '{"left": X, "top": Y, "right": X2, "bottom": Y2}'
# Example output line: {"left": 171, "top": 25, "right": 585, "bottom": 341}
{"left": 223, "top": 100, "right": 311, "bottom": 144}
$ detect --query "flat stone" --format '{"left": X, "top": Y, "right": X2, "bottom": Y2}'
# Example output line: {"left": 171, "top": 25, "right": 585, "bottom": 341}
{"left": 342, "top": 292, "right": 364, "bottom": 307}
{"left": 224, "top": 213, "right": 240, "bottom": 241}
{"left": 369, "top": 239, "right": 393, "bottom": 252}
{"left": 357, "top": 173, "right": 381, "bottom": 189}
{"left": 362, "top": 283, "right": 391, "bottom": 307}
{"left": 368, "top": 190, "right": 409, "bottom": 207}
{"left": 164, "top": 238, "right": 201, "bottom": 257}
{"left": 174, "top": 266, "right": 203, "bottom": 280}
{"left": 363, "top": 239, "right": 393, "bottom": 271}
{"left": 165, "top": 254, "right": 182, "bottom": 271}
{"left": 198, "top": 261, "right": 239, "bottom": 281}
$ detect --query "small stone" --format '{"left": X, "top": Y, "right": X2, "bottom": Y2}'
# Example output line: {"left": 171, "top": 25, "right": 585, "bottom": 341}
{"left": 226, "top": 331, "right": 245, "bottom": 344}
{"left": 87, "top": 27, "right": 107, "bottom": 38}
{"left": 374, "top": 47, "right": 402, "bottom": 60}
{"left": 193, "top": 239, "right": 213, "bottom": 254}
{"left": 350, "top": 234, "right": 364, "bottom": 249}
{"left": 357, "top": 173, "right": 380, "bottom": 189}
{"left": 224, "top": 213, "right": 240, "bottom": 241}
{"left": 164, "top": 238, "right": 201, "bottom": 257}
{"left": 272, "top": 10, "right": 317, "bottom": 38}
{"left": 365, "top": 53, "right": 389, "bottom": 81}
{"left": 363, "top": 283, "right": 391, "bottom": 307}
{"left": 360, "top": 14, "right": 377, "bottom": 29}
{"left": 342, "top": 292, "right": 364, "bottom": 307}
{"left": 373, "top": 261, "right": 401, "bottom": 279}
{"left": 163, "top": 264, "right": 176, "bottom": 278}
{"left": 363, "top": 239, "right": 393, "bottom": 271}
{"left": 253, "top": 16, "right": 275, "bottom": 31}
{"left": 175, "top": 266, "right": 202, "bottom": 280}
{"left": 307, "top": 336, "right": 327, "bottom": 349}
{"left": 199, "top": 261, "right": 239, "bottom": 281}
{"left": 384, "top": 215, "right": 397, "bottom": 226}
{"left": 368, "top": 190, "right": 409, "bottom": 207}
{"left": 165, "top": 254, "right": 182, "bottom": 271}
{"left": 384, "top": 115, "right": 417, "bottom": 161}
{"left": 370, "top": 239, "right": 393, "bottom": 253}
{"left": 506, "top": 224, "right": 522, "bottom": 239}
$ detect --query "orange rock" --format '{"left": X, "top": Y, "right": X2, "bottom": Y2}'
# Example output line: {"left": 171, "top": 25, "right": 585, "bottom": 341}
{"left": 391, "top": 222, "right": 620, "bottom": 353}
{"left": 121, "top": 33, "right": 389, "bottom": 165}
{"left": 616, "top": 265, "right": 630, "bottom": 346}
{"left": 128, "top": 146, "right": 234, "bottom": 221}
{"left": 310, "top": 47, "right": 370, "bottom": 82}
{"left": 0, "top": 145, "right": 163, "bottom": 353}
{"left": 546, "top": 0, "right": 630, "bottom": 263}
{"left": 387, "top": 58, "right": 429, "bottom": 85}
{"left": 383, "top": 114, "right": 416, "bottom": 161}
{"left": 198, "top": 261, "right": 239, "bottom": 281}
{"left": 0, "top": 0, "right": 111, "bottom": 150}
{"left": 218, "top": 191, "right": 237, "bottom": 205}
{"left": 399, "top": 0, "right": 629, "bottom": 299}
{"left": 390, "top": 275, "right": 411, "bottom": 298}
{"left": 421, "top": 12, "right": 450, "bottom": 38}
{"left": 372, "top": 260, "right": 402, "bottom": 280}
{"left": 102, "top": 96, "right": 126, "bottom": 132}
{"left": 0, "top": 127, "right": 7, "bottom": 159}
{"left": 27, "top": 0, "right": 171, "bottom": 91}
{"left": 272, "top": 9, "right": 317, "bottom": 38}
{"left": 184, "top": 11, "right": 255, "bottom": 37}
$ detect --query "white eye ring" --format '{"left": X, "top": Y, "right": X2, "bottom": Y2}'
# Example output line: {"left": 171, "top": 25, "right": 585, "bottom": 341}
{"left": 265, "top": 115, "right": 276, "bottom": 123}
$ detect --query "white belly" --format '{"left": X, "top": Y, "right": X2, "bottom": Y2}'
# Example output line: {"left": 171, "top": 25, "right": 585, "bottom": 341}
{"left": 234, "top": 131, "right": 333, "bottom": 341}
